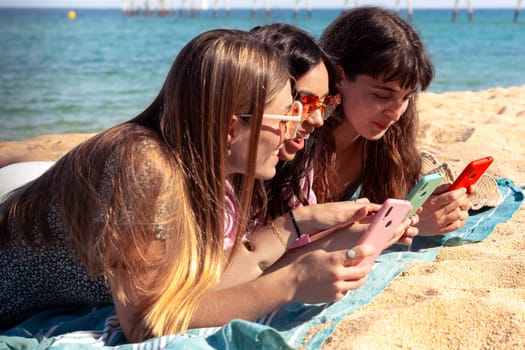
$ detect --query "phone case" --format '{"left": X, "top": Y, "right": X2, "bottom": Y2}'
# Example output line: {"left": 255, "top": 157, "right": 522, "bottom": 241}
{"left": 352, "top": 198, "right": 412, "bottom": 267}
{"left": 447, "top": 156, "right": 494, "bottom": 194}
{"left": 405, "top": 173, "right": 444, "bottom": 218}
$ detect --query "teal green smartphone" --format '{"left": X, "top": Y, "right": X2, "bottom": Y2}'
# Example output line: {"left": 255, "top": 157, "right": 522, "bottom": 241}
{"left": 405, "top": 173, "right": 444, "bottom": 218}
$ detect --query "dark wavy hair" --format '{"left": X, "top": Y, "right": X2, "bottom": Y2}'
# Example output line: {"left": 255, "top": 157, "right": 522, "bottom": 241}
{"left": 249, "top": 23, "right": 339, "bottom": 221}
{"left": 314, "top": 6, "right": 435, "bottom": 203}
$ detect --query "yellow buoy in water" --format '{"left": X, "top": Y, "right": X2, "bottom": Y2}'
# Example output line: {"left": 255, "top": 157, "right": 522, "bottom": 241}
{"left": 68, "top": 10, "right": 76, "bottom": 20}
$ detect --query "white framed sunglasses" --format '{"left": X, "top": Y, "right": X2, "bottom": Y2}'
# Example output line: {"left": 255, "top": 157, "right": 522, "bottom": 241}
{"left": 238, "top": 100, "right": 303, "bottom": 140}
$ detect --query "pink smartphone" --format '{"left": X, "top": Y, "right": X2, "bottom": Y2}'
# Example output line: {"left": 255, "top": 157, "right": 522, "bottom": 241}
{"left": 447, "top": 156, "right": 494, "bottom": 194}
{"left": 351, "top": 198, "right": 413, "bottom": 267}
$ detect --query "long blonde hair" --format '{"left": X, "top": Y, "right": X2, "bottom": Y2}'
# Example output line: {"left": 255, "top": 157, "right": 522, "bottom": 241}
{"left": 0, "top": 29, "right": 289, "bottom": 341}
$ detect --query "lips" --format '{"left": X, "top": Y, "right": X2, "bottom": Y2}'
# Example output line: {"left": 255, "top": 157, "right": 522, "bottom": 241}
{"left": 288, "top": 136, "right": 305, "bottom": 152}
{"left": 374, "top": 121, "right": 390, "bottom": 131}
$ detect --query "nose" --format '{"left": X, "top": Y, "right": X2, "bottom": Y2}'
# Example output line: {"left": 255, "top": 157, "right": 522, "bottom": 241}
{"left": 303, "top": 108, "right": 324, "bottom": 129}
{"left": 383, "top": 99, "right": 407, "bottom": 122}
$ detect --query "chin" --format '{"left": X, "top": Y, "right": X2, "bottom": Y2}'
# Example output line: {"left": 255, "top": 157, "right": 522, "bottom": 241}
{"left": 363, "top": 131, "right": 388, "bottom": 141}
{"left": 278, "top": 152, "right": 296, "bottom": 162}
{"left": 256, "top": 170, "right": 276, "bottom": 180}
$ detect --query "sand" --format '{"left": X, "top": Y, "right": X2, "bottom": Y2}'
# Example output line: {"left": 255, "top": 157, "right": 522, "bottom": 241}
{"left": 1, "top": 84, "right": 524, "bottom": 349}
{"left": 323, "top": 85, "right": 525, "bottom": 350}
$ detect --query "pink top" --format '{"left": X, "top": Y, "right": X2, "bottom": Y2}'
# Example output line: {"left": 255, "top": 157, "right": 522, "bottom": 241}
{"left": 223, "top": 170, "right": 317, "bottom": 250}
{"left": 223, "top": 180, "right": 238, "bottom": 251}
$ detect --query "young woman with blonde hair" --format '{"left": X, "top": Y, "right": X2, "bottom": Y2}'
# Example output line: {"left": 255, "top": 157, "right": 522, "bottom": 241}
{"left": 0, "top": 28, "right": 300, "bottom": 341}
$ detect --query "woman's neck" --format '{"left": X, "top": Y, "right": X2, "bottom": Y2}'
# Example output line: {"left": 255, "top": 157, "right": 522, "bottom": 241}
{"left": 333, "top": 118, "right": 360, "bottom": 149}
{"left": 333, "top": 120, "right": 363, "bottom": 191}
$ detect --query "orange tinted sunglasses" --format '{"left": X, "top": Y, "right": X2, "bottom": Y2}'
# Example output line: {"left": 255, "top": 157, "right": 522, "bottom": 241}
{"left": 300, "top": 94, "right": 341, "bottom": 120}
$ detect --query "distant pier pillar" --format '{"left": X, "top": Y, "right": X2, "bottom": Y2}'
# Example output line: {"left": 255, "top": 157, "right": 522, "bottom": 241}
{"left": 212, "top": 0, "right": 218, "bottom": 17}
{"left": 342, "top": 0, "right": 358, "bottom": 12}
{"left": 514, "top": 0, "right": 522, "bottom": 22}
{"left": 211, "top": 0, "right": 231, "bottom": 17}
{"left": 452, "top": 0, "right": 459, "bottom": 22}
{"left": 394, "top": 0, "right": 413, "bottom": 22}
{"left": 293, "top": 0, "right": 311, "bottom": 19}
{"left": 452, "top": 0, "right": 473, "bottom": 22}
{"left": 264, "top": 0, "right": 270, "bottom": 17}
{"left": 250, "top": 0, "right": 270, "bottom": 18}
{"left": 306, "top": 0, "right": 312, "bottom": 18}
{"left": 158, "top": 0, "right": 169, "bottom": 16}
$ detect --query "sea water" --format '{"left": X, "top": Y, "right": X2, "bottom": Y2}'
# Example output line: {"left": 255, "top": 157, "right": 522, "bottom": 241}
{"left": 0, "top": 7, "right": 524, "bottom": 141}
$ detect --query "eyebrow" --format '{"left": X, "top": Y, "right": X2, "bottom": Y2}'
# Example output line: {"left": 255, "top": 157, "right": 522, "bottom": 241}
{"left": 297, "top": 90, "right": 329, "bottom": 98}
{"left": 370, "top": 84, "right": 416, "bottom": 95}
{"left": 370, "top": 84, "right": 398, "bottom": 93}
{"left": 281, "top": 101, "right": 293, "bottom": 114}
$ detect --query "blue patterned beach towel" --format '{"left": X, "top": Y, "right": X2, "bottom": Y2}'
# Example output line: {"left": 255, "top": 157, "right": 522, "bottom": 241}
{"left": 1, "top": 178, "right": 522, "bottom": 350}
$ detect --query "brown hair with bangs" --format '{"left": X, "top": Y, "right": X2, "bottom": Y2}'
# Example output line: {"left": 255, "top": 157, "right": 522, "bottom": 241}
{"left": 316, "top": 6, "right": 435, "bottom": 203}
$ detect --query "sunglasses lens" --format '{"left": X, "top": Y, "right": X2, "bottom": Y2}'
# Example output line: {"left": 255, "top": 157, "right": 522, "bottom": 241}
{"left": 300, "top": 95, "right": 320, "bottom": 116}
{"left": 299, "top": 94, "right": 342, "bottom": 119}
{"left": 284, "top": 100, "right": 302, "bottom": 139}
{"left": 322, "top": 95, "right": 341, "bottom": 120}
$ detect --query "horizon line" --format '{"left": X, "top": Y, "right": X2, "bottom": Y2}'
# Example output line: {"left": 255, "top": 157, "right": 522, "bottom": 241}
{"left": 0, "top": 5, "right": 519, "bottom": 10}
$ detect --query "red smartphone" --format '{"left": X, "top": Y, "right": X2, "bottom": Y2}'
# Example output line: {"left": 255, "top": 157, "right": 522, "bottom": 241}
{"left": 447, "top": 156, "right": 494, "bottom": 194}
{"left": 351, "top": 198, "right": 412, "bottom": 267}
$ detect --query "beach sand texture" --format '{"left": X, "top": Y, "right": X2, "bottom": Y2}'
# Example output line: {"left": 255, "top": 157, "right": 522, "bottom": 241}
{"left": 1, "top": 85, "right": 524, "bottom": 349}
{"left": 322, "top": 85, "right": 525, "bottom": 350}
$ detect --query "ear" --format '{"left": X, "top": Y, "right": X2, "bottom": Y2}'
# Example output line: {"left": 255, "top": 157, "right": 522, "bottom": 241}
{"left": 227, "top": 115, "right": 240, "bottom": 146}
{"left": 336, "top": 64, "right": 346, "bottom": 78}
{"left": 335, "top": 64, "right": 346, "bottom": 90}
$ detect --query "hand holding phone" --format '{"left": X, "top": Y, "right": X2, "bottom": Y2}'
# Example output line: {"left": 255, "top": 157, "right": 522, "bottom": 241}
{"left": 351, "top": 199, "right": 412, "bottom": 267}
{"left": 447, "top": 156, "right": 494, "bottom": 194}
{"left": 405, "top": 173, "right": 444, "bottom": 218}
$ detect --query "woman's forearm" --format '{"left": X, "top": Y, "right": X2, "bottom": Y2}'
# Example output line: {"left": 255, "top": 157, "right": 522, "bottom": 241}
{"left": 217, "top": 201, "right": 376, "bottom": 288}
{"left": 191, "top": 235, "right": 376, "bottom": 329}
{"left": 190, "top": 266, "right": 295, "bottom": 328}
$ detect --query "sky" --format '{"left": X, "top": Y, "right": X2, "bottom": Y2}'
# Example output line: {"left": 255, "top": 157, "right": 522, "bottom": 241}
{"left": 0, "top": 0, "right": 520, "bottom": 9}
